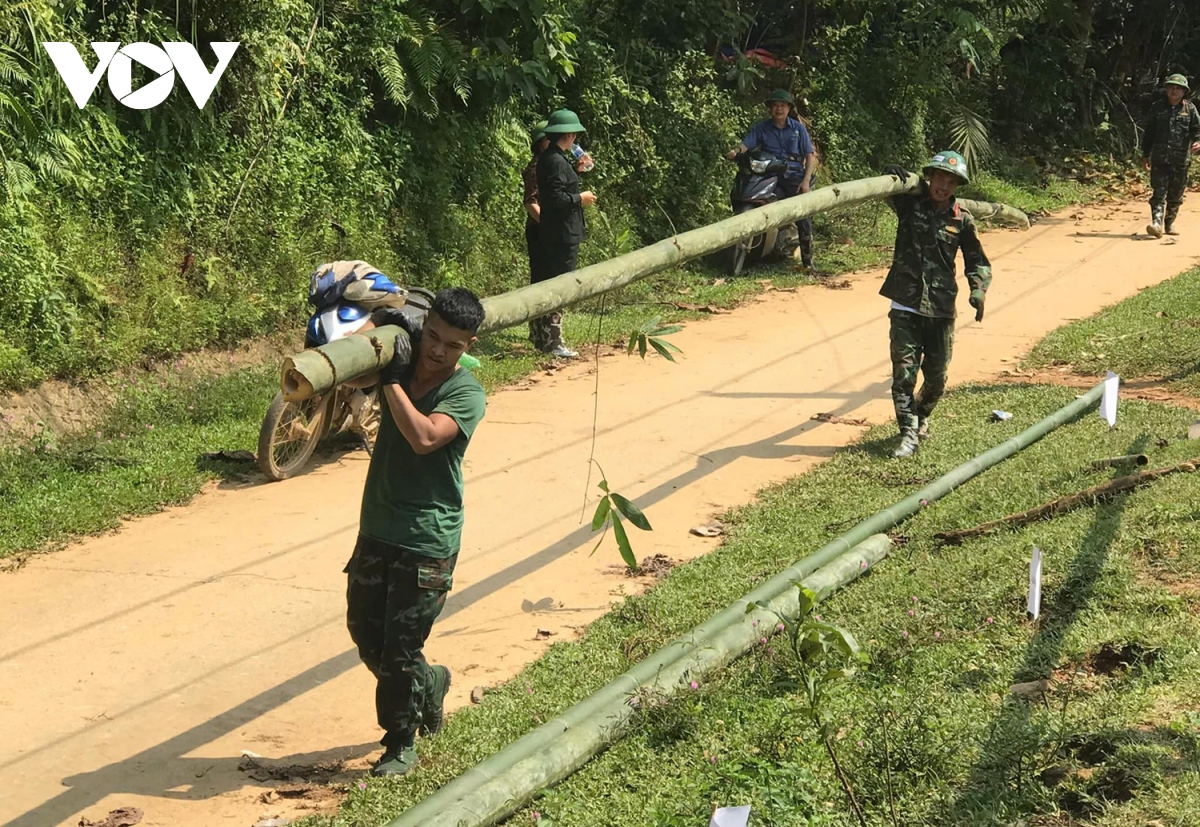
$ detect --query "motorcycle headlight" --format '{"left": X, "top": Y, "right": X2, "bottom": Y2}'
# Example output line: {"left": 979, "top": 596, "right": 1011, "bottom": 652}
{"left": 750, "top": 159, "right": 770, "bottom": 173}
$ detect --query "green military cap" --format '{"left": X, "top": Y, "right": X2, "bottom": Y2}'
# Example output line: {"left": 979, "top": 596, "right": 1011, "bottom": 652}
{"left": 764, "top": 89, "right": 795, "bottom": 106}
{"left": 543, "top": 109, "right": 586, "bottom": 134}
{"left": 923, "top": 150, "right": 970, "bottom": 185}
{"left": 1165, "top": 73, "right": 1190, "bottom": 90}
{"left": 531, "top": 119, "right": 549, "bottom": 142}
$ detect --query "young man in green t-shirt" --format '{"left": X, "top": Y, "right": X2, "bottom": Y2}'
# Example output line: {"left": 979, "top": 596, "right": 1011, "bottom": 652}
{"left": 345, "top": 287, "right": 487, "bottom": 776}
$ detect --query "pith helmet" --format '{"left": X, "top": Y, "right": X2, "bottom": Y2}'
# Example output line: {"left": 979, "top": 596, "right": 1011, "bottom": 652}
{"left": 1165, "top": 73, "right": 1190, "bottom": 91}
{"left": 923, "top": 150, "right": 970, "bottom": 185}
{"left": 542, "top": 109, "right": 586, "bottom": 134}
{"left": 764, "top": 89, "right": 795, "bottom": 106}
{"left": 530, "top": 119, "right": 549, "bottom": 143}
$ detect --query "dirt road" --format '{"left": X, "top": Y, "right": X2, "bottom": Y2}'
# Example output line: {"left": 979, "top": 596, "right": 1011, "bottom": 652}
{"left": 4, "top": 200, "right": 1200, "bottom": 827}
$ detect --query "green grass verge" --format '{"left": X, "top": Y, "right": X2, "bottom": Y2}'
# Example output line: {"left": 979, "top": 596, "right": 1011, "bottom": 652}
{"left": 1025, "top": 266, "right": 1200, "bottom": 397}
{"left": 302, "top": 385, "right": 1200, "bottom": 827}
{"left": 0, "top": 168, "right": 1107, "bottom": 561}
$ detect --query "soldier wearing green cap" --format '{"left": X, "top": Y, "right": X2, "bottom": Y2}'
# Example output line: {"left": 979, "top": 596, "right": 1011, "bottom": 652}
{"left": 1142, "top": 74, "right": 1200, "bottom": 238}
{"left": 726, "top": 89, "right": 820, "bottom": 268}
{"left": 880, "top": 152, "right": 993, "bottom": 458}
{"left": 533, "top": 109, "right": 598, "bottom": 359}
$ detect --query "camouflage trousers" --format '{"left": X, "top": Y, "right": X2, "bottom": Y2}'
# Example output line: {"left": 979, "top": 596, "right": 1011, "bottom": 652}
{"left": 345, "top": 534, "right": 456, "bottom": 749}
{"left": 1149, "top": 163, "right": 1189, "bottom": 226}
{"left": 888, "top": 309, "right": 955, "bottom": 430}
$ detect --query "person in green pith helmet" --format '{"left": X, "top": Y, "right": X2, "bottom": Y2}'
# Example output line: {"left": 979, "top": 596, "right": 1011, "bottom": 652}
{"left": 726, "top": 89, "right": 820, "bottom": 269}
{"left": 880, "top": 151, "right": 993, "bottom": 458}
{"left": 534, "top": 108, "right": 598, "bottom": 359}
{"left": 1142, "top": 73, "right": 1200, "bottom": 238}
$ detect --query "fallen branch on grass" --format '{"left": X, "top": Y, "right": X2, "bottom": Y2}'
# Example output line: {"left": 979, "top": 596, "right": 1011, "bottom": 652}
{"left": 935, "top": 458, "right": 1200, "bottom": 545}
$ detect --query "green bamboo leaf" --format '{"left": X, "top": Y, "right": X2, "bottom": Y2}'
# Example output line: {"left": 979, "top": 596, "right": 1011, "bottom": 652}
{"left": 611, "top": 513, "right": 638, "bottom": 569}
{"left": 598, "top": 478, "right": 609, "bottom": 493}
{"left": 638, "top": 334, "right": 647, "bottom": 359}
{"left": 649, "top": 338, "right": 677, "bottom": 363}
{"left": 649, "top": 325, "right": 683, "bottom": 336}
{"left": 610, "top": 492, "right": 652, "bottom": 531}
{"left": 627, "top": 333, "right": 638, "bottom": 356}
{"left": 591, "top": 496, "right": 612, "bottom": 531}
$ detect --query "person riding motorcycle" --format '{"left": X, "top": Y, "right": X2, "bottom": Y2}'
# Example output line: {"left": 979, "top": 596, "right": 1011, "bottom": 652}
{"left": 726, "top": 89, "right": 819, "bottom": 269}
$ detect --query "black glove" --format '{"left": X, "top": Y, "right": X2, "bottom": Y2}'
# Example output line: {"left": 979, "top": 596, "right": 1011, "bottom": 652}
{"left": 378, "top": 330, "right": 414, "bottom": 386}
{"left": 371, "top": 306, "right": 424, "bottom": 344}
{"left": 884, "top": 164, "right": 911, "bottom": 183}
{"left": 969, "top": 289, "right": 985, "bottom": 322}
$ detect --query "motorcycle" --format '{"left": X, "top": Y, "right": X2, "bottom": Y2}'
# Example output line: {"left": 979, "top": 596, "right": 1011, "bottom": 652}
{"left": 257, "top": 262, "right": 434, "bottom": 481}
{"left": 727, "top": 150, "right": 798, "bottom": 277}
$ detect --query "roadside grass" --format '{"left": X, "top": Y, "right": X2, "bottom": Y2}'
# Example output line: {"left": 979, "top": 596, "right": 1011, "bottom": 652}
{"left": 1025, "top": 266, "right": 1200, "bottom": 397}
{"left": 0, "top": 170, "right": 1107, "bottom": 561}
{"left": 303, "top": 384, "right": 1200, "bottom": 827}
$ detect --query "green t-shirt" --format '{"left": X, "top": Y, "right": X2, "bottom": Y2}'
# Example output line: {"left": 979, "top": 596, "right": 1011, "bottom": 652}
{"left": 358, "top": 367, "right": 487, "bottom": 557}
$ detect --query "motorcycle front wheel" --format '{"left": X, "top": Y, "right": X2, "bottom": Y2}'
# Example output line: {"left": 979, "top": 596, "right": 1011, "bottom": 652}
{"left": 257, "top": 391, "right": 333, "bottom": 481}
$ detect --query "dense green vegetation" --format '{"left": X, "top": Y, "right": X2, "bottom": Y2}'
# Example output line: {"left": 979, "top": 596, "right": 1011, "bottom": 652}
{"left": 2, "top": 0, "right": 1196, "bottom": 389}
{"left": 306, "top": 385, "right": 1200, "bottom": 827}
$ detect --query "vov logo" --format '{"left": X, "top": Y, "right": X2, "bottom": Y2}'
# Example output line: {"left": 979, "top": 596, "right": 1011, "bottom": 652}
{"left": 42, "top": 41, "right": 240, "bottom": 110}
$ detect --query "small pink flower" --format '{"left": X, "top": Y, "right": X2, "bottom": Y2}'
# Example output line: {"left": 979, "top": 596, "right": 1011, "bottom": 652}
{"left": 710, "top": 755, "right": 717, "bottom": 764}
{"left": 935, "top": 631, "right": 941, "bottom": 638}
{"left": 532, "top": 812, "right": 541, "bottom": 823}
{"left": 857, "top": 740, "right": 864, "bottom": 748}
{"left": 527, "top": 687, "right": 534, "bottom": 694}
{"left": 760, "top": 637, "right": 768, "bottom": 644}
{"left": 908, "top": 609, "right": 915, "bottom": 616}
{"left": 767, "top": 647, "right": 775, "bottom": 656}
{"left": 987, "top": 616, "right": 994, "bottom": 624}
{"left": 902, "top": 630, "right": 909, "bottom": 638}
{"left": 752, "top": 619, "right": 758, "bottom": 627}
{"left": 690, "top": 681, "right": 698, "bottom": 690}
{"left": 814, "top": 614, "right": 821, "bottom": 621}
{"left": 777, "top": 623, "right": 785, "bottom": 632}
{"left": 95, "top": 431, "right": 102, "bottom": 439}
{"left": 358, "top": 781, "right": 367, "bottom": 789}
{"left": 861, "top": 560, "right": 868, "bottom": 568}
{"left": 146, "top": 423, "right": 154, "bottom": 430}
{"left": 920, "top": 498, "right": 929, "bottom": 506}
{"left": 912, "top": 596, "right": 919, "bottom": 603}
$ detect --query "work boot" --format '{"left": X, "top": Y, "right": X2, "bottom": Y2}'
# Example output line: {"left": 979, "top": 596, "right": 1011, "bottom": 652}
{"left": 892, "top": 429, "right": 920, "bottom": 458}
{"left": 1165, "top": 222, "right": 1179, "bottom": 236}
{"left": 549, "top": 345, "right": 579, "bottom": 359}
{"left": 1147, "top": 206, "right": 1164, "bottom": 238}
{"left": 371, "top": 745, "right": 418, "bottom": 777}
{"left": 916, "top": 416, "right": 931, "bottom": 441}
{"left": 420, "top": 665, "right": 452, "bottom": 737}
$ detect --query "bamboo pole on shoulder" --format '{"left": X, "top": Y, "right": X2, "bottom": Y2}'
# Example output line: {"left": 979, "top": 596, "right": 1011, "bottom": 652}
{"left": 281, "top": 177, "right": 1029, "bottom": 401}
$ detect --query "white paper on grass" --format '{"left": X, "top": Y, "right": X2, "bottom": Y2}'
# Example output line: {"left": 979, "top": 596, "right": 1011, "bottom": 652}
{"left": 1028, "top": 546, "right": 1043, "bottom": 620}
{"left": 709, "top": 806, "right": 751, "bottom": 827}
{"left": 1100, "top": 370, "right": 1120, "bottom": 427}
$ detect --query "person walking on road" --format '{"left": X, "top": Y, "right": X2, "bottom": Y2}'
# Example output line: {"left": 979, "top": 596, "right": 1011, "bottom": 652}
{"left": 533, "top": 108, "right": 598, "bottom": 359}
{"left": 1142, "top": 73, "right": 1200, "bottom": 238}
{"left": 727, "top": 89, "right": 819, "bottom": 269}
{"left": 880, "top": 151, "right": 992, "bottom": 458}
{"left": 346, "top": 287, "right": 487, "bottom": 776}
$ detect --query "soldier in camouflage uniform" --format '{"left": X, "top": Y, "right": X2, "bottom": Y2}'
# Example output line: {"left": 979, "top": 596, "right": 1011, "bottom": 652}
{"left": 346, "top": 287, "right": 487, "bottom": 776}
{"left": 880, "top": 151, "right": 992, "bottom": 458}
{"left": 1142, "top": 74, "right": 1200, "bottom": 238}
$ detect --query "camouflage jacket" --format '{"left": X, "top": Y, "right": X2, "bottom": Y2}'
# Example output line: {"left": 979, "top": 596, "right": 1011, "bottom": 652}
{"left": 879, "top": 183, "right": 992, "bottom": 319}
{"left": 1143, "top": 98, "right": 1200, "bottom": 167}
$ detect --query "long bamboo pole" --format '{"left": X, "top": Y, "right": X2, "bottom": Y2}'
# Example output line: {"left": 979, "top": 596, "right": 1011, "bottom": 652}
{"left": 281, "top": 177, "right": 1029, "bottom": 401}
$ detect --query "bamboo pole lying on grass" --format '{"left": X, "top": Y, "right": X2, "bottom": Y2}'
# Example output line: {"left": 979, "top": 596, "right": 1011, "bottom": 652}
{"left": 281, "top": 177, "right": 1030, "bottom": 401}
